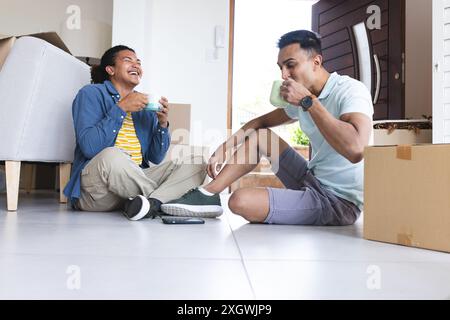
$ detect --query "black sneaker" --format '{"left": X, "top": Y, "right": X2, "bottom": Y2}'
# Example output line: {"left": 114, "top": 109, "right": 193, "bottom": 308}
{"left": 161, "top": 188, "right": 223, "bottom": 218}
{"left": 123, "top": 196, "right": 163, "bottom": 221}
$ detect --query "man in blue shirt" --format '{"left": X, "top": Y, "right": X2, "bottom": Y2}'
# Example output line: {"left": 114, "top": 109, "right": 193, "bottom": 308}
{"left": 161, "top": 30, "right": 373, "bottom": 226}
{"left": 63, "top": 45, "right": 207, "bottom": 221}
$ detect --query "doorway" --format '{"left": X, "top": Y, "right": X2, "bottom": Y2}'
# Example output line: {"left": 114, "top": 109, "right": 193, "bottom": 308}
{"left": 230, "top": 0, "right": 315, "bottom": 143}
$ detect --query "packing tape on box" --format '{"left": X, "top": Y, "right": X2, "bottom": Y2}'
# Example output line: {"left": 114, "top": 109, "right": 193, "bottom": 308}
{"left": 397, "top": 233, "right": 413, "bottom": 246}
{"left": 396, "top": 145, "right": 412, "bottom": 160}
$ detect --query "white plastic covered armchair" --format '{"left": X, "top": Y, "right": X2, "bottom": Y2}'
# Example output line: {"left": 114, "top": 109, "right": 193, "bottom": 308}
{"left": 0, "top": 36, "right": 90, "bottom": 211}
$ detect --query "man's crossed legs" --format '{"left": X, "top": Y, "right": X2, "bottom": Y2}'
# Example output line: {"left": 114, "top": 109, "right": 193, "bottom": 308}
{"left": 77, "top": 147, "right": 208, "bottom": 220}
{"left": 162, "top": 129, "right": 360, "bottom": 226}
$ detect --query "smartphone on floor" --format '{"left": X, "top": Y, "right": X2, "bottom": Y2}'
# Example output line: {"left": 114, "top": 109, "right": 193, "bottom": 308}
{"left": 161, "top": 217, "right": 205, "bottom": 225}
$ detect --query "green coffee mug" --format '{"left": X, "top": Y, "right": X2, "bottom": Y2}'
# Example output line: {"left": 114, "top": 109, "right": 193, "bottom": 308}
{"left": 270, "top": 80, "right": 290, "bottom": 108}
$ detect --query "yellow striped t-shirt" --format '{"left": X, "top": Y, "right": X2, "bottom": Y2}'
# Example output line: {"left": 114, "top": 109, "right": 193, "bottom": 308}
{"left": 114, "top": 112, "right": 143, "bottom": 165}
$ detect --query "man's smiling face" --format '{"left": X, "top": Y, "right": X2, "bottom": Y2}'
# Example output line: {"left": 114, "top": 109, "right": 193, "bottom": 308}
{"left": 109, "top": 50, "right": 143, "bottom": 87}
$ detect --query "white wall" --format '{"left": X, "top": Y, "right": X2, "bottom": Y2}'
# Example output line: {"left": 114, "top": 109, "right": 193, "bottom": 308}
{"left": 405, "top": 0, "right": 433, "bottom": 119}
{"left": 0, "top": 0, "right": 113, "bottom": 58}
{"left": 113, "top": 0, "right": 230, "bottom": 148}
{"left": 112, "top": 0, "right": 147, "bottom": 65}
{"left": 432, "top": 0, "right": 450, "bottom": 143}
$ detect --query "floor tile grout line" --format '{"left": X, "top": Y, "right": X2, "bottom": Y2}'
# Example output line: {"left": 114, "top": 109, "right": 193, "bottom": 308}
{"left": 0, "top": 251, "right": 245, "bottom": 261}
{"left": 2, "top": 250, "right": 449, "bottom": 265}
{"left": 224, "top": 211, "right": 257, "bottom": 300}
{"left": 231, "top": 258, "right": 450, "bottom": 264}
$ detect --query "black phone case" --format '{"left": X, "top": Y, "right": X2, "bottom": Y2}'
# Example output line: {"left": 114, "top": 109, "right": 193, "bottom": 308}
{"left": 162, "top": 217, "right": 205, "bottom": 224}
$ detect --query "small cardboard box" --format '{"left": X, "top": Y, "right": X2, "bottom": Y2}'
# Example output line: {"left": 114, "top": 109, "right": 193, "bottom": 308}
{"left": 164, "top": 103, "right": 209, "bottom": 182}
{"left": 0, "top": 32, "right": 71, "bottom": 70}
{"left": 363, "top": 144, "right": 450, "bottom": 253}
{"left": 162, "top": 103, "right": 210, "bottom": 164}
{"left": 168, "top": 103, "right": 191, "bottom": 145}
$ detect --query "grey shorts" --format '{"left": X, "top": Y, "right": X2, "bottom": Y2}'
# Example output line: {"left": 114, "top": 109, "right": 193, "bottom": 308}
{"left": 265, "top": 147, "right": 361, "bottom": 226}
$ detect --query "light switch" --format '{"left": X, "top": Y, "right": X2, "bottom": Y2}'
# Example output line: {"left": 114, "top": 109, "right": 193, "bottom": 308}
{"left": 215, "top": 25, "right": 225, "bottom": 48}
{"left": 205, "top": 48, "right": 219, "bottom": 62}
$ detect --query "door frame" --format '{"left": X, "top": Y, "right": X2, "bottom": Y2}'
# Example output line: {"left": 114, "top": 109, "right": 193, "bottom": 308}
{"left": 388, "top": 0, "right": 406, "bottom": 119}
{"left": 432, "top": 0, "right": 444, "bottom": 143}
{"left": 227, "top": 0, "right": 235, "bottom": 135}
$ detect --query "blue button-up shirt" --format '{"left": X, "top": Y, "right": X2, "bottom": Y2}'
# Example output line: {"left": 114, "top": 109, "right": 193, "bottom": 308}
{"left": 63, "top": 80, "right": 170, "bottom": 205}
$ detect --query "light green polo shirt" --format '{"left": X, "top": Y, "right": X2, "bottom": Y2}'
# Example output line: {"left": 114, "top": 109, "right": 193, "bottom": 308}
{"left": 284, "top": 72, "right": 374, "bottom": 210}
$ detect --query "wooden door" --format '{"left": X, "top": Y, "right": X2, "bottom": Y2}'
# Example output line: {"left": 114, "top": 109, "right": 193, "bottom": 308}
{"left": 312, "top": 0, "right": 405, "bottom": 120}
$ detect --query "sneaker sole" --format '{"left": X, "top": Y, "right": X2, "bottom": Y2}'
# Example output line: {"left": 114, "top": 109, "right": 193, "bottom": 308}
{"left": 124, "top": 195, "right": 150, "bottom": 221}
{"left": 161, "top": 204, "right": 223, "bottom": 218}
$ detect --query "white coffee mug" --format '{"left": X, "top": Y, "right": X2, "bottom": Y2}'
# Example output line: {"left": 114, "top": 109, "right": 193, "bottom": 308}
{"left": 145, "top": 94, "right": 163, "bottom": 112}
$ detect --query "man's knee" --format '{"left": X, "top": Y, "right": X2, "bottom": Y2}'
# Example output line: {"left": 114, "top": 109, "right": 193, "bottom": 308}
{"left": 228, "top": 190, "right": 264, "bottom": 223}
{"left": 96, "top": 147, "right": 127, "bottom": 162}
{"left": 92, "top": 147, "right": 135, "bottom": 175}
{"left": 228, "top": 191, "right": 245, "bottom": 214}
{"left": 100, "top": 147, "right": 131, "bottom": 163}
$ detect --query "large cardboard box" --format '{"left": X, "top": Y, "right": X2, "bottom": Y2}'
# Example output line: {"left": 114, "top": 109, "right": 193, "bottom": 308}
{"left": 364, "top": 144, "right": 450, "bottom": 253}
{"left": 0, "top": 32, "right": 71, "bottom": 71}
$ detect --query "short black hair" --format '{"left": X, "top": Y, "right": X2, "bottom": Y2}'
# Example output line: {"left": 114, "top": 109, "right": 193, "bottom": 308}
{"left": 277, "top": 30, "right": 322, "bottom": 57}
{"left": 91, "top": 45, "right": 136, "bottom": 84}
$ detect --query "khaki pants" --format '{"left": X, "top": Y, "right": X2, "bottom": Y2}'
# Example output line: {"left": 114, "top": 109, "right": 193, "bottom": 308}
{"left": 78, "top": 147, "right": 207, "bottom": 212}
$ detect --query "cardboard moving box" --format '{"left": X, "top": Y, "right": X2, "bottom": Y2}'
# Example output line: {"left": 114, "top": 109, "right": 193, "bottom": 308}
{"left": 168, "top": 103, "right": 191, "bottom": 145}
{"left": 364, "top": 144, "right": 450, "bottom": 253}
{"left": 164, "top": 103, "right": 209, "bottom": 167}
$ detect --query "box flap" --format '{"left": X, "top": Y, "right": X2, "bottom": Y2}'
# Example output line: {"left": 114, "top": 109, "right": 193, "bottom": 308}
{"left": 0, "top": 32, "right": 72, "bottom": 71}
{"left": 0, "top": 34, "right": 12, "bottom": 41}
{"left": 0, "top": 32, "right": 71, "bottom": 55}
{"left": 24, "top": 32, "right": 71, "bottom": 54}
{"left": 0, "top": 37, "right": 16, "bottom": 71}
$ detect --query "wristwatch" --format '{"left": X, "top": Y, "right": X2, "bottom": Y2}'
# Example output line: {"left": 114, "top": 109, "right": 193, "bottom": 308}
{"left": 299, "top": 95, "right": 317, "bottom": 112}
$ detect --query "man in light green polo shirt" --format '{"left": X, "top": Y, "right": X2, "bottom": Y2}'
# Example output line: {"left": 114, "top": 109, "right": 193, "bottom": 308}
{"left": 160, "top": 30, "right": 374, "bottom": 226}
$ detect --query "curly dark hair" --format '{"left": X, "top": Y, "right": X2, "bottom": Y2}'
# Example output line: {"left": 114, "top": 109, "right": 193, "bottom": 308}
{"left": 90, "top": 45, "right": 135, "bottom": 84}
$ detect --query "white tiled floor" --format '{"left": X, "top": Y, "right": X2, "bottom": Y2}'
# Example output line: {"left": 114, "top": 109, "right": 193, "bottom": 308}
{"left": 0, "top": 192, "right": 449, "bottom": 300}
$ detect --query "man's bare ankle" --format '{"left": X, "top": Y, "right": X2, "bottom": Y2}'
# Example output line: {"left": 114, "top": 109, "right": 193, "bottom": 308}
{"left": 204, "top": 185, "right": 221, "bottom": 194}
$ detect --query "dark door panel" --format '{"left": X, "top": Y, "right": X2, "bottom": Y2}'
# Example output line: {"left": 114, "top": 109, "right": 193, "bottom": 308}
{"left": 321, "top": 28, "right": 350, "bottom": 49}
{"left": 319, "top": 0, "right": 388, "bottom": 26}
{"left": 312, "top": 0, "right": 405, "bottom": 120}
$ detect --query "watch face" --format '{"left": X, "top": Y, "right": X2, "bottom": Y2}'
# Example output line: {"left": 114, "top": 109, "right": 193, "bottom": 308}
{"left": 301, "top": 96, "right": 313, "bottom": 109}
